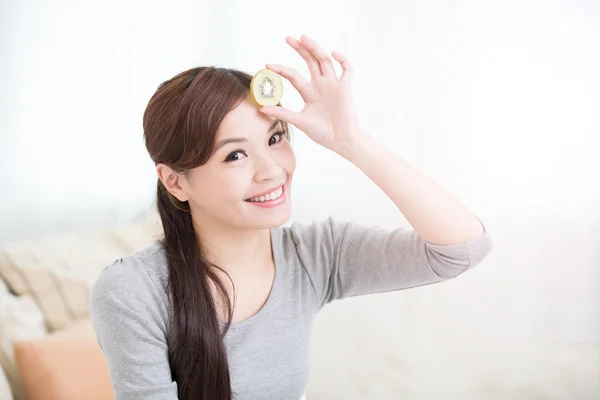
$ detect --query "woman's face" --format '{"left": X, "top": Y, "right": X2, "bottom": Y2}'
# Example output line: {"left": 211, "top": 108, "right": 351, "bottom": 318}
{"left": 181, "top": 98, "right": 296, "bottom": 231}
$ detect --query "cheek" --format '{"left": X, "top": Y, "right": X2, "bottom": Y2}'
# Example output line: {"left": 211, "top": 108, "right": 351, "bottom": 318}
{"left": 216, "top": 169, "right": 254, "bottom": 202}
{"left": 189, "top": 168, "right": 250, "bottom": 207}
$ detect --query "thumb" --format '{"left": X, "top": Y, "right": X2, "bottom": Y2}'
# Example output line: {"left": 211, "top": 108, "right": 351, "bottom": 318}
{"left": 260, "top": 106, "right": 303, "bottom": 128}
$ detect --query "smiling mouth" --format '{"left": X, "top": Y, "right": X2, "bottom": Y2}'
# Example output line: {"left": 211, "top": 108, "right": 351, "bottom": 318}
{"left": 244, "top": 185, "right": 284, "bottom": 203}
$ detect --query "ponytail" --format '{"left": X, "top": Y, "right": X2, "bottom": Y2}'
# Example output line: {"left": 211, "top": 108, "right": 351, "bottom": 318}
{"left": 156, "top": 179, "right": 234, "bottom": 400}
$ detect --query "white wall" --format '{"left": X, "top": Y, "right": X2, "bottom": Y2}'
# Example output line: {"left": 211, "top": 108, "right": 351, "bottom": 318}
{"left": 1, "top": 0, "right": 598, "bottom": 398}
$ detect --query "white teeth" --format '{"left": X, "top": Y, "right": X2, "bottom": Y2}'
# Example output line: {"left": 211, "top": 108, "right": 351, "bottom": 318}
{"left": 248, "top": 186, "right": 283, "bottom": 203}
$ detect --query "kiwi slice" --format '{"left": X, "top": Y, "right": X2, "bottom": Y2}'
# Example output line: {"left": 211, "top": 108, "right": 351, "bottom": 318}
{"left": 250, "top": 69, "right": 284, "bottom": 106}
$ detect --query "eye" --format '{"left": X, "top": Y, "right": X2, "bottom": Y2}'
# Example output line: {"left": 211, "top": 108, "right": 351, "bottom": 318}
{"left": 224, "top": 150, "right": 247, "bottom": 163}
{"left": 269, "top": 132, "right": 284, "bottom": 146}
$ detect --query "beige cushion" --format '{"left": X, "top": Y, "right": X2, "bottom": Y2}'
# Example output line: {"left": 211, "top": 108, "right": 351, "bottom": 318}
{"left": 13, "top": 319, "right": 113, "bottom": 400}
{"left": 0, "top": 365, "right": 13, "bottom": 400}
{"left": 0, "top": 279, "right": 46, "bottom": 400}
{"left": 0, "top": 210, "right": 162, "bottom": 332}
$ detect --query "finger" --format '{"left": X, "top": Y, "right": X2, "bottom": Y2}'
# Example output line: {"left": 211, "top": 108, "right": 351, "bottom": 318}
{"left": 285, "top": 36, "right": 322, "bottom": 79}
{"left": 265, "top": 64, "right": 311, "bottom": 101}
{"left": 331, "top": 50, "right": 353, "bottom": 83}
{"left": 259, "top": 106, "right": 303, "bottom": 129}
{"left": 300, "top": 35, "right": 336, "bottom": 78}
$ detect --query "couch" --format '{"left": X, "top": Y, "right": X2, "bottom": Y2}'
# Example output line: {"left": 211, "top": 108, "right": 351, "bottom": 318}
{"left": 0, "top": 210, "right": 163, "bottom": 400}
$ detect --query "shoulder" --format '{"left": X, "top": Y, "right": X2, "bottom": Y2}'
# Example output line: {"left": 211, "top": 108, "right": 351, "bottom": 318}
{"left": 275, "top": 217, "right": 358, "bottom": 267}
{"left": 89, "top": 240, "right": 170, "bottom": 315}
{"left": 89, "top": 241, "right": 172, "bottom": 352}
{"left": 279, "top": 217, "right": 352, "bottom": 247}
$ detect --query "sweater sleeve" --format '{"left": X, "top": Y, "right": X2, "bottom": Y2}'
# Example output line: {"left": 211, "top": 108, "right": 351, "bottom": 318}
{"left": 89, "top": 258, "right": 178, "bottom": 400}
{"left": 289, "top": 217, "right": 493, "bottom": 308}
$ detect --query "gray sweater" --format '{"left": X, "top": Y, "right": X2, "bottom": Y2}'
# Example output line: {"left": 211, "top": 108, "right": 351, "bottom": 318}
{"left": 89, "top": 217, "right": 493, "bottom": 400}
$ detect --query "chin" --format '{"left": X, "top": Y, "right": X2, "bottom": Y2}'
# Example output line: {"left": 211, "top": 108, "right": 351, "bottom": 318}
{"left": 249, "top": 205, "right": 292, "bottom": 230}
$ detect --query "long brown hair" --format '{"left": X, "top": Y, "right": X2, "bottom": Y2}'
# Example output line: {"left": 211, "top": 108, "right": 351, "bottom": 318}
{"left": 142, "top": 67, "right": 289, "bottom": 400}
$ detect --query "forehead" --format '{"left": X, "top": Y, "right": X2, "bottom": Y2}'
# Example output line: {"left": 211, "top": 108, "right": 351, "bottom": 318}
{"left": 216, "top": 98, "right": 276, "bottom": 140}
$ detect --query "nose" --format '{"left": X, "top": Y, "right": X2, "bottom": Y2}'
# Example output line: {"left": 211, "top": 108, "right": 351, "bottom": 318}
{"left": 253, "top": 152, "right": 284, "bottom": 184}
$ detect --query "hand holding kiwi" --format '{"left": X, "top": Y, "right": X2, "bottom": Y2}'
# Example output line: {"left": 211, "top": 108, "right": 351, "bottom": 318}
{"left": 256, "top": 35, "right": 366, "bottom": 155}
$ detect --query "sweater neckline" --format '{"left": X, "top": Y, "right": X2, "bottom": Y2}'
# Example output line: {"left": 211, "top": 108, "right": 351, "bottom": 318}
{"left": 218, "top": 226, "right": 283, "bottom": 330}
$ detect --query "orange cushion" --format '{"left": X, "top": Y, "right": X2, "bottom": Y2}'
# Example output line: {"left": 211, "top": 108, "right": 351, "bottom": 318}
{"left": 13, "top": 319, "right": 114, "bottom": 400}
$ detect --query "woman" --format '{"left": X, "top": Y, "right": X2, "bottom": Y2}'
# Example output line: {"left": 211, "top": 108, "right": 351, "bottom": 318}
{"left": 90, "top": 35, "right": 493, "bottom": 400}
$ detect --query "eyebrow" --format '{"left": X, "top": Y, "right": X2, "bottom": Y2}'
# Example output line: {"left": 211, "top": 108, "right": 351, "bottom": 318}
{"left": 214, "top": 119, "right": 283, "bottom": 151}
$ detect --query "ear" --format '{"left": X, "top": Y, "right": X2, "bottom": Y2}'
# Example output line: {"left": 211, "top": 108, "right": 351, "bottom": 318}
{"left": 156, "top": 163, "right": 190, "bottom": 202}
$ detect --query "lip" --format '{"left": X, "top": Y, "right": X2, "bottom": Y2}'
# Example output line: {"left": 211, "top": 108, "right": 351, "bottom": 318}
{"left": 244, "top": 184, "right": 285, "bottom": 201}
{"left": 244, "top": 185, "right": 287, "bottom": 208}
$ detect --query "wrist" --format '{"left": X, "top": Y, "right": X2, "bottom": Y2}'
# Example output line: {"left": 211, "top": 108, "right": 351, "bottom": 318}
{"left": 333, "top": 130, "right": 378, "bottom": 164}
